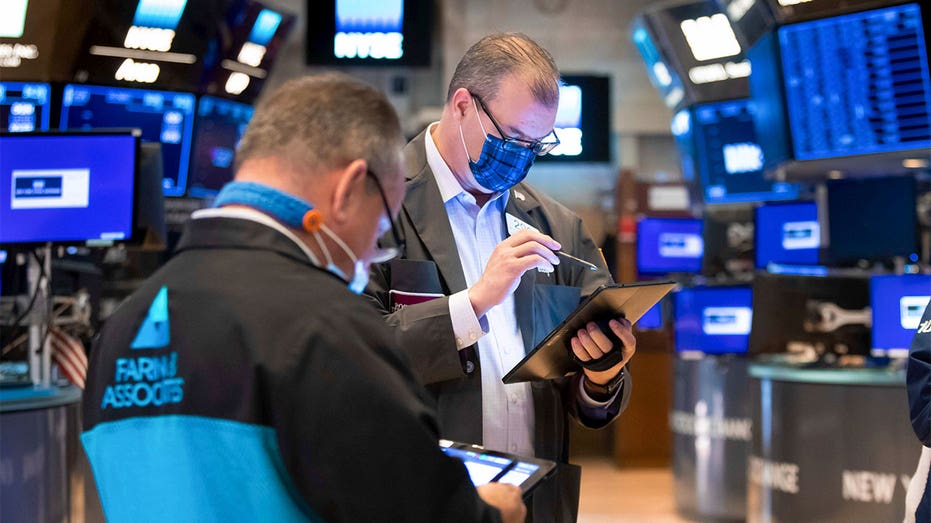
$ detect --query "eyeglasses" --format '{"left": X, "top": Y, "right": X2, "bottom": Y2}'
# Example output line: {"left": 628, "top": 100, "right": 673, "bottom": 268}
{"left": 366, "top": 170, "right": 405, "bottom": 256}
{"left": 472, "top": 95, "right": 560, "bottom": 156}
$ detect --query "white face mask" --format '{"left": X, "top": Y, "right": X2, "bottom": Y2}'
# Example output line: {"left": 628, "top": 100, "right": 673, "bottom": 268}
{"left": 314, "top": 224, "right": 398, "bottom": 295}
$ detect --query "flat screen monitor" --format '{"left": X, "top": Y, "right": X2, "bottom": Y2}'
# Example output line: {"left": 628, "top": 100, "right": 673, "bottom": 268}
{"left": 692, "top": 99, "right": 800, "bottom": 204}
{"left": 674, "top": 286, "right": 753, "bottom": 354}
{"left": 0, "top": 82, "right": 51, "bottom": 132}
{"left": 778, "top": 3, "right": 931, "bottom": 161}
{"left": 0, "top": 131, "right": 138, "bottom": 245}
{"left": 750, "top": 271, "right": 870, "bottom": 355}
{"left": 637, "top": 217, "right": 704, "bottom": 275}
{"left": 305, "top": 0, "right": 433, "bottom": 67}
{"left": 826, "top": 176, "right": 918, "bottom": 264}
{"left": 755, "top": 201, "right": 820, "bottom": 268}
{"left": 537, "top": 75, "right": 611, "bottom": 163}
{"left": 871, "top": 274, "right": 931, "bottom": 357}
{"left": 187, "top": 96, "right": 253, "bottom": 198}
{"left": 60, "top": 84, "right": 195, "bottom": 197}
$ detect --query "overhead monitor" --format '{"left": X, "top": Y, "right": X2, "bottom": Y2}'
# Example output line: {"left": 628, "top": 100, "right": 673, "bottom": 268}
{"left": 60, "top": 84, "right": 195, "bottom": 197}
{"left": 305, "top": 0, "right": 433, "bottom": 67}
{"left": 778, "top": 3, "right": 931, "bottom": 161}
{"left": 200, "top": 1, "right": 296, "bottom": 102}
{"left": 0, "top": 82, "right": 50, "bottom": 132}
{"left": 637, "top": 217, "right": 704, "bottom": 275}
{"left": 633, "top": 0, "right": 751, "bottom": 109}
{"left": 632, "top": 16, "right": 688, "bottom": 109}
{"left": 0, "top": 131, "right": 138, "bottom": 245}
{"left": 714, "top": 0, "right": 777, "bottom": 48}
{"left": 826, "top": 176, "right": 918, "bottom": 265}
{"left": 537, "top": 75, "right": 611, "bottom": 163}
{"left": 691, "top": 98, "right": 800, "bottom": 204}
{"left": 674, "top": 286, "right": 753, "bottom": 354}
{"left": 871, "top": 274, "right": 931, "bottom": 357}
{"left": 187, "top": 96, "right": 253, "bottom": 198}
{"left": 755, "top": 201, "right": 820, "bottom": 268}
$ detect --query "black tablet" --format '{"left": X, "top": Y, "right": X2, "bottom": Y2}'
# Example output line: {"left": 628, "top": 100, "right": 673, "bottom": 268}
{"left": 439, "top": 440, "right": 557, "bottom": 497}
{"left": 502, "top": 280, "right": 677, "bottom": 384}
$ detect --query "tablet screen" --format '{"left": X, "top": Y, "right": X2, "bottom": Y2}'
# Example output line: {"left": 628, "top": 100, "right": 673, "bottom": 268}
{"left": 440, "top": 446, "right": 513, "bottom": 486}
{"left": 439, "top": 440, "right": 556, "bottom": 495}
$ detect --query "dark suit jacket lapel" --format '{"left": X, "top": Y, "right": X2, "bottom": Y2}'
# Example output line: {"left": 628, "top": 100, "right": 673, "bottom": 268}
{"left": 402, "top": 131, "right": 468, "bottom": 294}
{"left": 505, "top": 185, "right": 543, "bottom": 354}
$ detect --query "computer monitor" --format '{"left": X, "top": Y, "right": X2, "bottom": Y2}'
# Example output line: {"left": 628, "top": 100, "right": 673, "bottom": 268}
{"left": 778, "top": 3, "right": 931, "bottom": 161}
{"left": 755, "top": 201, "right": 820, "bottom": 268}
{"left": 0, "top": 82, "right": 51, "bottom": 132}
{"left": 871, "top": 274, "right": 931, "bottom": 357}
{"left": 187, "top": 96, "right": 253, "bottom": 198}
{"left": 636, "top": 300, "right": 665, "bottom": 330}
{"left": 750, "top": 271, "right": 870, "bottom": 355}
{"left": 692, "top": 99, "right": 800, "bottom": 204}
{"left": 674, "top": 286, "right": 752, "bottom": 354}
{"left": 637, "top": 217, "right": 704, "bottom": 275}
{"left": 305, "top": 0, "right": 433, "bottom": 67}
{"left": 0, "top": 131, "right": 138, "bottom": 245}
{"left": 60, "top": 84, "right": 195, "bottom": 197}
{"left": 537, "top": 75, "right": 611, "bottom": 163}
{"left": 826, "top": 176, "right": 918, "bottom": 265}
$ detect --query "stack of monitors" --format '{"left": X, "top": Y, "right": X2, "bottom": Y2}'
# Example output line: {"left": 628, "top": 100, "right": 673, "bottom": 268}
{"left": 187, "top": 96, "right": 254, "bottom": 198}
{"left": 674, "top": 286, "right": 753, "bottom": 354}
{"left": 0, "top": 82, "right": 51, "bottom": 133}
{"left": 637, "top": 217, "right": 704, "bottom": 276}
{"left": 60, "top": 84, "right": 195, "bottom": 197}
{"left": 777, "top": 3, "right": 931, "bottom": 161}
{"left": 0, "top": 132, "right": 138, "bottom": 245}
{"left": 755, "top": 201, "right": 820, "bottom": 268}
{"left": 871, "top": 274, "right": 931, "bottom": 357}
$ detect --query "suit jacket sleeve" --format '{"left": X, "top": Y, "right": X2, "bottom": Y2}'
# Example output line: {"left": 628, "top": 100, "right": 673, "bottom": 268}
{"left": 908, "top": 303, "right": 931, "bottom": 446}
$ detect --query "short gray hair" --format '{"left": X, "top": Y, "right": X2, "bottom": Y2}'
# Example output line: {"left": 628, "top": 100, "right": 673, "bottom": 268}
{"left": 236, "top": 73, "right": 403, "bottom": 185}
{"left": 447, "top": 33, "right": 560, "bottom": 107}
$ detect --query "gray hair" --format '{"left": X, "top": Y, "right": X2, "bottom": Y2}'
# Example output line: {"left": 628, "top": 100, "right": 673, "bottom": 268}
{"left": 447, "top": 33, "right": 560, "bottom": 107}
{"left": 235, "top": 73, "right": 403, "bottom": 186}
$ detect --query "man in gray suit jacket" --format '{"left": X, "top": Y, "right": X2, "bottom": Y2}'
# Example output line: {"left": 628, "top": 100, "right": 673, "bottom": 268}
{"left": 367, "top": 33, "right": 635, "bottom": 522}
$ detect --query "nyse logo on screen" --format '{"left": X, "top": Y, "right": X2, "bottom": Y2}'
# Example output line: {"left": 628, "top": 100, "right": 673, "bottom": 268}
{"left": 658, "top": 233, "right": 704, "bottom": 258}
{"left": 901, "top": 296, "right": 931, "bottom": 330}
{"left": 333, "top": 0, "right": 404, "bottom": 60}
{"left": 11, "top": 169, "right": 90, "bottom": 209}
{"left": 702, "top": 307, "right": 752, "bottom": 335}
{"left": 782, "top": 221, "right": 820, "bottom": 250}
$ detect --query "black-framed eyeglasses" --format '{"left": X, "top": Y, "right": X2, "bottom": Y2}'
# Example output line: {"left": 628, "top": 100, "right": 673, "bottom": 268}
{"left": 472, "top": 94, "right": 560, "bottom": 156}
{"left": 366, "top": 170, "right": 405, "bottom": 253}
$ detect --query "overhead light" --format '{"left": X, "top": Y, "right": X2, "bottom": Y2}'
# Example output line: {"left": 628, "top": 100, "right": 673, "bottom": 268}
{"left": 0, "top": 0, "right": 28, "bottom": 38}
{"left": 680, "top": 14, "right": 741, "bottom": 62}
{"left": 903, "top": 158, "right": 929, "bottom": 169}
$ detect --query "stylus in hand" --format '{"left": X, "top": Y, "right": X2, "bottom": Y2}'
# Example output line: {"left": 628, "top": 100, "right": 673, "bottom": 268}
{"left": 556, "top": 251, "right": 598, "bottom": 271}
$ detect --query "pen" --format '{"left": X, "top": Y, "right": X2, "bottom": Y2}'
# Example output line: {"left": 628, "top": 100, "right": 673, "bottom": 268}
{"left": 556, "top": 251, "right": 598, "bottom": 271}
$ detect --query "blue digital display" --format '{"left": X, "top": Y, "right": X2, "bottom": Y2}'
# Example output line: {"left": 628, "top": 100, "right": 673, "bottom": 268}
{"left": 60, "top": 84, "right": 195, "bottom": 197}
{"left": 187, "top": 96, "right": 253, "bottom": 197}
{"left": 779, "top": 4, "right": 931, "bottom": 160}
{"left": 674, "top": 286, "right": 752, "bottom": 354}
{"left": 637, "top": 301, "right": 664, "bottom": 330}
{"left": 692, "top": 99, "right": 800, "bottom": 204}
{"left": 0, "top": 133, "right": 137, "bottom": 244}
{"left": 632, "top": 21, "right": 686, "bottom": 109}
{"left": 871, "top": 274, "right": 931, "bottom": 356}
{"left": 132, "top": 0, "right": 188, "bottom": 30}
{"left": 249, "top": 9, "right": 283, "bottom": 45}
{"left": 755, "top": 201, "right": 820, "bottom": 268}
{"left": 1, "top": 82, "right": 51, "bottom": 133}
{"left": 335, "top": 0, "right": 403, "bottom": 33}
{"left": 637, "top": 218, "right": 704, "bottom": 275}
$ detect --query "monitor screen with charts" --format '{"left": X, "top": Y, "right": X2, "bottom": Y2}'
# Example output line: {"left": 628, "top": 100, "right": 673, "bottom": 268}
{"left": 1, "top": 82, "right": 51, "bottom": 133}
{"left": 0, "top": 131, "right": 138, "bottom": 245}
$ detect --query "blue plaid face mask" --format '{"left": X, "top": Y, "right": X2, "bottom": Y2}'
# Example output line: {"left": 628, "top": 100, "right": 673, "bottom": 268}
{"left": 458, "top": 98, "right": 537, "bottom": 193}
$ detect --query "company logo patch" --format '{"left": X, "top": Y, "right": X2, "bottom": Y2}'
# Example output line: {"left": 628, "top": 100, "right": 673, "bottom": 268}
{"left": 131, "top": 286, "right": 170, "bottom": 349}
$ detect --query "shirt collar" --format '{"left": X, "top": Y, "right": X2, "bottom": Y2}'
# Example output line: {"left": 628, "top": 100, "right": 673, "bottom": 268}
{"left": 424, "top": 122, "right": 509, "bottom": 208}
{"left": 191, "top": 207, "right": 320, "bottom": 265}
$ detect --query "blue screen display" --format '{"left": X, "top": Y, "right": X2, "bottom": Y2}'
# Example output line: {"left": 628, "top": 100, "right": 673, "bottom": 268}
{"left": 187, "top": 96, "right": 253, "bottom": 197}
{"left": 779, "top": 4, "right": 931, "bottom": 160}
{"left": 692, "top": 99, "right": 800, "bottom": 204}
{"left": 1, "top": 82, "right": 51, "bottom": 133}
{"left": 637, "top": 301, "right": 664, "bottom": 330}
{"left": 827, "top": 176, "right": 918, "bottom": 263}
{"left": 674, "top": 286, "right": 752, "bottom": 354}
{"left": 0, "top": 133, "right": 136, "bottom": 244}
{"left": 60, "top": 84, "right": 195, "bottom": 197}
{"left": 755, "top": 201, "right": 820, "bottom": 268}
{"left": 871, "top": 274, "right": 931, "bottom": 355}
{"left": 637, "top": 218, "right": 704, "bottom": 275}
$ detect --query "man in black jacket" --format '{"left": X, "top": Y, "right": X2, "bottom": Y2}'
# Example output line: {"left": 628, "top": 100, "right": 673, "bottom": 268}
{"left": 82, "top": 73, "right": 525, "bottom": 523}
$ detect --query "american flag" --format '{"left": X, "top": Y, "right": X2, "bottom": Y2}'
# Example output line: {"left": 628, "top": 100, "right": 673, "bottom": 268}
{"left": 49, "top": 327, "right": 88, "bottom": 389}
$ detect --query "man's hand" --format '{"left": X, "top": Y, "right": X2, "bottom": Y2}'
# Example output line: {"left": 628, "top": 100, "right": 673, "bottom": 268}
{"left": 476, "top": 483, "right": 526, "bottom": 523}
{"left": 469, "top": 230, "right": 561, "bottom": 318}
{"left": 570, "top": 317, "right": 636, "bottom": 386}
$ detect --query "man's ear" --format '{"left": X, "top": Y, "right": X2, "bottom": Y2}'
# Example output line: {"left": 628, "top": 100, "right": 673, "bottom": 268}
{"left": 329, "top": 159, "right": 368, "bottom": 226}
{"left": 450, "top": 87, "right": 473, "bottom": 122}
